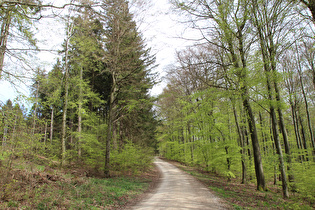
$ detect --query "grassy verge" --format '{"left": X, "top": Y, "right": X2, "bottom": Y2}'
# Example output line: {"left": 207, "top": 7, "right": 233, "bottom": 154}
{"left": 164, "top": 159, "right": 314, "bottom": 210}
{"left": 0, "top": 156, "right": 157, "bottom": 209}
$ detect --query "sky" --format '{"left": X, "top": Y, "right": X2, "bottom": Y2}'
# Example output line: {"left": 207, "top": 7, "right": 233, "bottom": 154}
{"left": 0, "top": 0, "right": 194, "bottom": 104}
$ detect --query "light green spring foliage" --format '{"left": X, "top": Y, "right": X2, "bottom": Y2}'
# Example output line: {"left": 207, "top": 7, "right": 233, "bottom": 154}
{"left": 158, "top": 83, "right": 315, "bottom": 199}
{"left": 110, "top": 141, "right": 154, "bottom": 175}
{"left": 159, "top": 88, "right": 242, "bottom": 177}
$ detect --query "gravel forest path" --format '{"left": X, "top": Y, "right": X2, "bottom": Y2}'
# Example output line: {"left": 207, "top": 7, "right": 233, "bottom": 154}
{"left": 132, "top": 157, "right": 228, "bottom": 210}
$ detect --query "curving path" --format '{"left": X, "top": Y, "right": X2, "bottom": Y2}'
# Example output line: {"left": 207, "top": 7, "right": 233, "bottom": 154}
{"left": 132, "top": 157, "right": 228, "bottom": 210}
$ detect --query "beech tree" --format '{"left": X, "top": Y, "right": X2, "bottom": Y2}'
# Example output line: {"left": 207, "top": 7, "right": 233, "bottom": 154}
{"left": 250, "top": 0, "right": 297, "bottom": 198}
{"left": 171, "top": 0, "right": 266, "bottom": 191}
{"left": 156, "top": 0, "right": 315, "bottom": 201}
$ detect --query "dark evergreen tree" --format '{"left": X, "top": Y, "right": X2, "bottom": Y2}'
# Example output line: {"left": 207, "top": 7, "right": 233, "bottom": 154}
{"left": 102, "top": 0, "right": 157, "bottom": 177}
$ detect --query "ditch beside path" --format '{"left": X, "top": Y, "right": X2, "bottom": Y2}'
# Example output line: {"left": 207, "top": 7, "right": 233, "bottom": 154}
{"left": 132, "top": 157, "right": 230, "bottom": 210}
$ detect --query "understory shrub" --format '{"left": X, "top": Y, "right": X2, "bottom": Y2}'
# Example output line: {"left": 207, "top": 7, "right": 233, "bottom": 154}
{"left": 110, "top": 142, "right": 154, "bottom": 175}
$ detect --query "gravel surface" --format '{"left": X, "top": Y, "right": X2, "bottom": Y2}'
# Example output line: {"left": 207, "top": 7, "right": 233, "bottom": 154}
{"left": 132, "top": 157, "right": 229, "bottom": 210}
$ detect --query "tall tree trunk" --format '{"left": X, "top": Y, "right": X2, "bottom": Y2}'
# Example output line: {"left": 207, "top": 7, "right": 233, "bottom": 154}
{"left": 78, "top": 67, "right": 83, "bottom": 159}
{"left": 2, "top": 124, "right": 8, "bottom": 148}
{"left": 285, "top": 73, "right": 303, "bottom": 162}
{"left": 11, "top": 115, "right": 17, "bottom": 143}
{"left": 252, "top": 0, "right": 288, "bottom": 196}
{"left": 44, "top": 121, "right": 47, "bottom": 145}
{"left": 296, "top": 46, "right": 315, "bottom": 159}
{"left": 290, "top": 99, "right": 302, "bottom": 151}
{"left": 269, "top": 38, "right": 293, "bottom": 182}
{"left": 259, "top": 37, "right": 289, "bottom": 199}
{"left": 269, "top": 99, "right": 289, "bottom": 198}
{"left": 224, "top": 17, "right": 266, "bottom": 190}
{"left": 33, "top": 79, "right": 39, "bottom": 135}
{"left": 61, "top": 72, "right": 69, "bottom": 166}
{"left": 50, "top": 106, "right": 54, "bottom": 144}
{"left": 238, "top": 29, "right": 265, "bottom": 191}
{"left": 259, "top": 112, "right": 268, "bottom": 155}
{"left": 242, "top": 94, "right": 266, "bottom": 190}
{"left": 61, "top": 22, "right": 73, "bottom": 167}
{"left": 105, "top": 74, "right": 116, "bottom": 178}
{"left": 232, "top": 98, "right": 246, "bottom": 184}
{"left": 299, "top": 113, "right": 309, "bottom": 159}
{"left": 0, "top": 10, "right": 11, "bottom": 79}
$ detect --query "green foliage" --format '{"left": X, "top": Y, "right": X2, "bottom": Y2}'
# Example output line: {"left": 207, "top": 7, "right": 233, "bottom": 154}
{"left": 290, "top": 162, "right": 315, "bottom": 200}
{"left": 110, "top": 142, "right": 154, "bottom": 175}
{"left": 157, "top": 0, "right": 315, "bottom": 198}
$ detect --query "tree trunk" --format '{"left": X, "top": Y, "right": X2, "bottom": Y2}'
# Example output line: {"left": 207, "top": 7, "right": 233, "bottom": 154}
{"left": 286, "top": 73, "right": 303, "bottom": 161}
{"left": 239, "top": 30, "right": 265, "bottom": 191}
{"left": 44, "top": 121, "right": 47, "bottom": 145}
{"left": 227, "top": 17, "right": 266, "bottom": 190}
{"left": 232, "top": 98, "right": 246, "bottom": 184}
{"left": 292, "top": 104, "right": 302, "bottom": 150}
{"left": 252, "top": 0, "right": 288, "bottom": 196}
{"left": 0, "top": 10, "right": 11, "bottom": 79}
{"left": 259, "top": 36, "right": 289, "bottom": 198}
{"left": 33, "top": 79, "right": 39, "bottom": 134}
{"left": 259, "top": 112, "right": 268, "bottom": 155}
{"left": 270, "top": 103, "right": 289, "bottom": 198}
{"left": 299, "top": 113, "right": 309, "bottom": 158}
{"left": 61, "top": 72, "right": 69, "bottom": 166}
{"left": 78, "top": 66, "right": 83, "bottom": 158}
{"left": 105, "top": 74, "right": 116, "bottom": 178}
{"left": 242, "top": 94, "right": 266, "bottom": 190}
{"left": 296, "top": 48, "right": 315, "bottom": 159}
{"left": 50, "top": 106, "right": 54, "bottom": 144}
{"left": 269, "top": 38, "right": 293, "bottom": 183}
{"left": 2, "top": 124, "right": 8, "bottom": 148}
{"left": 61, "top": 22, "right": 73, "bottom": 167}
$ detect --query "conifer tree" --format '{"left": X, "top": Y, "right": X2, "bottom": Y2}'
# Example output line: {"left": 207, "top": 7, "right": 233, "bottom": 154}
{"left": 102, "top": 0, "right": 156, "bottom": 177}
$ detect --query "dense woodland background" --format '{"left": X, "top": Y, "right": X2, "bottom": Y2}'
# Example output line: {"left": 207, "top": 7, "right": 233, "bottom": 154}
{"left": 1, "top": 0, "right": 315, "bottom": 208}
{"left": 1, "top": 0, "right": 158, "bottom": 182}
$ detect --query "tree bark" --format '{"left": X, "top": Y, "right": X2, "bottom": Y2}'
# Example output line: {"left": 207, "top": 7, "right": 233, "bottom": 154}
{"left": 242, "top": 94, "right": 266, "bottom": 190}
{"left": 104, "top": 74, "right": 116, "bottom": 178}
{"left": 238, "top": 25, "right": 265, "bottom": 191}
{"left": 2, "top": 125, "right": 8, "bottom": 148}
{"left": 0, "top": 10, "right": 11, "bottom": 79}
{"left": 252, "top": 0, "right": 289, "bottom": 197}
{"left": 78, "top": 66, "right": 83, "bottom": 158}
{"left": 33, "top": 78, "right": 40, "bottom": 134}
{"left": 61, "top": 22, "right": 73, "bottom": 167}
{"left": 44, "top": 121, "right": 47, "bottom": 145}
{"left": 232, "top": 98, "right": 246, "bottom": 184}
{"left": 259, "top": 30, "right": 289, "bottom": 199}
{"left": 296, "top": 46, "right": 315, "bottom": 159}
{"left": 50, "top": 106, "right": 54, "bottom": 144}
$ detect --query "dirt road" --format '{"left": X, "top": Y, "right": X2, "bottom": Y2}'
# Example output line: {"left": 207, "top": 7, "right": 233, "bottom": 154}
{"left": 132, "top": 157, "right": 228, "bottom": 209}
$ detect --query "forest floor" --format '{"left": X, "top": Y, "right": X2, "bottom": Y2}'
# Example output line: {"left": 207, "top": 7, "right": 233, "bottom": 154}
{"left": 159, "top": 158, "right": 314, "bottom": 210}
{"left": 0, "top": 154, "right": 160, "bottom": 209}
{"left": 1, "top": 154, "right": 314, "bottom": 209}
